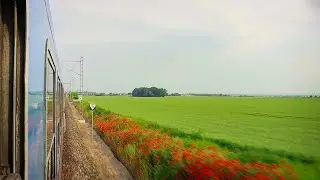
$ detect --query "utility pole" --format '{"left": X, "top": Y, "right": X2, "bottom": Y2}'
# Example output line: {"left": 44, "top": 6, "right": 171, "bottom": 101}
{"left": 62, "top": 81, "right": 72, "bottom": 100}
{"left": 70, "top": 79, "right": 72, "bottom": 100}
{"left": 80, "top": 57, "right": 84, "bottom": 97}
{"left": 80, "top": 57, "right": 84, "bottom": 116}
{"left": 64, "top": 57, "right": 84, "bottom": 116}
{"left": 71, "top": 76, "right": 75, "bottom": 100}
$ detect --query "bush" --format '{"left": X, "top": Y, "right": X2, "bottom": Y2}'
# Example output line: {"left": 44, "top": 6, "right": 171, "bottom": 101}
{"left": 71, "top": 91, "right": 79, "bottom": 99}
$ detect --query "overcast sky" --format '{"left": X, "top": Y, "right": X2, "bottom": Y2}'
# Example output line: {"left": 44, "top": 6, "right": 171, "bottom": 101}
{"left": 50, "top": 0, "right": 320, "bottom": 94}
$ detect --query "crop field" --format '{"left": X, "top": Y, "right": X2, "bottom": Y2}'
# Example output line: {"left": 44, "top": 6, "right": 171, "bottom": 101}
{"left": 85, "top": 96, "right": 320, "bottom": 157}
{"left": 79, "top": 96, "right": 320, "bottom": 179}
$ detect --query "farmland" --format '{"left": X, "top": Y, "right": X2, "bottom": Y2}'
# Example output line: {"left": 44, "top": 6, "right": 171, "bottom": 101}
{"left": 81, "top": 96, "right": 320, "bottom": 179}
{"left": 85, "top": 96, "right": 320, "bottom": 157}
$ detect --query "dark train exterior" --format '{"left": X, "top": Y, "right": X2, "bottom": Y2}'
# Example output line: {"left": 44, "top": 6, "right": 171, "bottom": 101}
{"left": 1, "top": 0, "right": 66, "bottom": 179}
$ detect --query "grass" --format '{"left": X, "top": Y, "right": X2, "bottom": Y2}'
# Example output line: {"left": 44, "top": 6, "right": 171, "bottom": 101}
{"left": 85, "top": 96, "right": 320, "bottom": 156}
{"left": 83, "top": 96, "right": 320, "bottom": 179}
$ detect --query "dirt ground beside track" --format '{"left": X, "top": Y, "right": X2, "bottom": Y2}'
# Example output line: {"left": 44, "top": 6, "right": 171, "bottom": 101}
{"left": 61, "top": 101, "right": 133, "bottom": 180}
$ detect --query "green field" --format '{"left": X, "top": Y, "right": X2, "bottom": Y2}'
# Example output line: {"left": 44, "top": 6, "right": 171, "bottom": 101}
{"left": 82, "top": 96, "right": 320, "bottom": 178}
{"left": 85, "top": 96, "right": 320, "bottom": 157}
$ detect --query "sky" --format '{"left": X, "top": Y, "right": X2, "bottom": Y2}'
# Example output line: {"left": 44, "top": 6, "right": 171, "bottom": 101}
{"left": 50, "top": 0, "right": 320, "bottom": 95}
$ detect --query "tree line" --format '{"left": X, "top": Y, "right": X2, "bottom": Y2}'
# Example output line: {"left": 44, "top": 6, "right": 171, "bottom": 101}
{"left": 132, "top": 87, "right": 168, "bottom": 97}
{"left": 189, "top": 93, "right": 230, "bottom": 97}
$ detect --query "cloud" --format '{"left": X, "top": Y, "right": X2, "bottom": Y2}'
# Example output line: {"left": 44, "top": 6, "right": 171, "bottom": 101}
{"left": 50, "top": 0, "right": 320, "bottom": 94}
{"left": 51, "top": 0, "right": 320, "bottom": 58}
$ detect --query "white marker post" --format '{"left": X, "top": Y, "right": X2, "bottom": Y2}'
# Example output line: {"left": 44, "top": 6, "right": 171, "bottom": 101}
{"left": 89, "top": 103, "right": 96, "bottom": 143}
{"left": 79, "top": 95, "right": 83, "bottom": 115}
{"left": 79, "top": 96, "right": 83, "bottom": 121}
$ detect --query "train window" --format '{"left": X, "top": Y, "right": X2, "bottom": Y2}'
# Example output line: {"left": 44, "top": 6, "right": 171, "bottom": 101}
{"left": 46, "top": 60, "right": 55, "bottom": 155}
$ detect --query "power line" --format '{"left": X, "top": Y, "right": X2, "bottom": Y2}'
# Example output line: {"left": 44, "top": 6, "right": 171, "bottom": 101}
{"left": 62, "top": 65, "right": 81, "bottom": 76}
{"left": 63, "top": 57, "right": 84, "bottom": 115}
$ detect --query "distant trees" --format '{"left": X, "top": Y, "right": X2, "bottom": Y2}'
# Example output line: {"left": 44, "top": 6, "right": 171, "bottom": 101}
{"left": 132, "top": 87, "right": 168, "bottom": 97}
{"left": 95, "top": 93, "right": 106, "bottom": 96}
{"left": 188, "top": 93, "right": 230, "bottom": 97}
{"left": 168, "top": 93, "right": 181, "bottom": 96}
{"left": 107, "top": 93, "right": 127, "bottom": 96}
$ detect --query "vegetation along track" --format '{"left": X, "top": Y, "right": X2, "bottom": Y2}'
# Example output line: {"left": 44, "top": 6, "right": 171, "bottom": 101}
{"left": 62, "top": 101, "right": 133, "bottom": 180}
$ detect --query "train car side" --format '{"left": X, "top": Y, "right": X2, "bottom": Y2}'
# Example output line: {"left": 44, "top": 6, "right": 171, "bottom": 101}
{"left": 1, "top": 0, "right": 66, "bottom": 179}
{"left": 28, "top": 0, "right": 65, "bottom": 179}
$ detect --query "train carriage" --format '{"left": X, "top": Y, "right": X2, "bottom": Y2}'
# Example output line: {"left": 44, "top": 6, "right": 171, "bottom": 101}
{"left": 0, "top": 0, "right": 66, "bottom": 179}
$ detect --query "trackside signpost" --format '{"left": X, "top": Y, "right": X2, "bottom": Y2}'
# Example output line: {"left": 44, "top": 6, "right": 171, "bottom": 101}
{"left": 90, "top": 103, "right": 96, "bottom": 143}
{"left": 79, "top": 95, "right": 83, "bottom": 117}
{"left": 79, "top": 96, "right": 83, "bottom": 121}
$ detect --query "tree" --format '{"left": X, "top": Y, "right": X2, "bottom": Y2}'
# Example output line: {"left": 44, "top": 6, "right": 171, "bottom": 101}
{"left": 131, "top": 87, "right": 168, "bottom": 97}
{"left": 159, "top": 88, "right": 168, "bottom": 97}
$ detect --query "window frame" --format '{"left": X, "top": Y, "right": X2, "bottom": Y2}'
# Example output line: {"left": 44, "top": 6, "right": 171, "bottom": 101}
{"left": 43, "top": 39, "right": 57, "bottom": 180}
